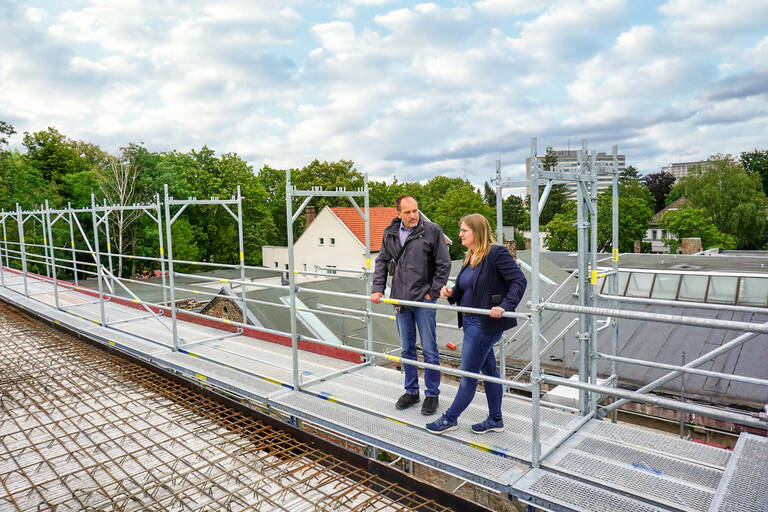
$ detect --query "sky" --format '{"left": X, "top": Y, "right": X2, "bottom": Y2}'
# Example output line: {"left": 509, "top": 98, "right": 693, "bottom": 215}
{"left": 2, "top": 0, "right": 767, "bottom": 187}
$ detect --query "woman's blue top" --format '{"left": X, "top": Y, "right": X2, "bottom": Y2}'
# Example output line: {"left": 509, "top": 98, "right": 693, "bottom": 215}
{"left": 457, "top": 264, "right": 477, "bottom": 308}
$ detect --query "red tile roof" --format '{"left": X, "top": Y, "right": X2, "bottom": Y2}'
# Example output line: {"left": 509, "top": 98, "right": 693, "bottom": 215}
{"left": 330, "top": 207, "right": 399, "bottom": 252}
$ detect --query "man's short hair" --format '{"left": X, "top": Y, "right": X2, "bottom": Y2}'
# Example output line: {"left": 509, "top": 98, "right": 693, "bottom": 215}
{"left": 395, "top": 194, "right": 417, "bottom": 212}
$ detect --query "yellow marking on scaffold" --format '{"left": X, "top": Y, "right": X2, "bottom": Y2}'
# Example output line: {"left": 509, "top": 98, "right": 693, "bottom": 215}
{"left": 612, "top": 248, "right": 619, "bottom": 262}
{"left": 239, "top": 251, "right": 244, "bottom": 261}
{"left": 223, "top": 319, "right": 231, "bottom": 324}
{"left": 389, "top": 315, "right": 396, "bottom": 321}
{"left": 220, "top": 279, "right": 228, "bottom": 283}
{"left": 159, "top": 248, "right": 164, "bottom": 255}
{"left": 195, "top": 373, "right": 207, "bottom": 382}
{"left": 107, "top": 244, "right": 111, "bottom": 251}
{"left": 191, "top": 261, "right": 198, "bottom": 265}
{"left": 193, "top": 290, "right": 199, "bottom": 294}
{"left": 132, "top": 299, "right": 139, "bottom": 303}
{"left": 263, "top": 376, "right": 282, "bottom": 386}
{"left": 590, "top": 270, "right": 598, "bottom": 285}
{"left": 365, "top": 258, "right": 371, "bottom": 269}
{"left": 382, "top": 298, "right": 399, "bottom": 305}
{"left": 43, "top": 238, "right": 47, "bottom": 243}
{"left": 384, "top": 354, "right": 400, "bottom": 363}
{"left": 108, "top": 341, "right": 115, "bottom": 346}
{"left": 70, "top": 241, "right": 74, "bottom": 247}
{"left": 90, "top": 319, "right": 99, "bottom": 325}
{"left": 386, "top": 417, "right": 406, "bottom": 427}
{"left": 469, "top": 440, "right": 492, "bottom": 453}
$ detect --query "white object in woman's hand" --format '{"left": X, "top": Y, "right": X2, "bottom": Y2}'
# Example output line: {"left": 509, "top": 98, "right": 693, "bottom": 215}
{"left": 440, "top": 286, "right": 453, "bottom": 299}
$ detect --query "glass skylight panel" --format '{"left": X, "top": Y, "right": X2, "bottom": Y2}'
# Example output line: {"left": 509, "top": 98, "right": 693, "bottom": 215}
{"left": 617, "top": 271, "right": 629, "bottom": 295}
{"left": 737, "top": 277, "right": 768, "bottom": 306}
{"left": 651, "top": 274, "right": 680, "bottom": 300}
{"left": 706, "top": 276, "right": 738, "bottom": 304}
{"left": 625, "top": 272, "right": 653, "bottom": 297}
{"left": 678, "top": 275, "right": 708, "bottom": 302}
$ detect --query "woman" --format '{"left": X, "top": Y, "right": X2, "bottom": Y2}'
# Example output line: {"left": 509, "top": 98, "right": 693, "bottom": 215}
{"left": 426, "top": 213, "right": 527, "bottom": 434}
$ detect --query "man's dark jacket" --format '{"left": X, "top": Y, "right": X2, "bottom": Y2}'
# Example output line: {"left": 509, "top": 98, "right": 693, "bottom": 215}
{"left": 372, "top": 215, "right": 451, "bottom": 301}
{"left": 448, "top": 244, "right": 527, "bottom": 334}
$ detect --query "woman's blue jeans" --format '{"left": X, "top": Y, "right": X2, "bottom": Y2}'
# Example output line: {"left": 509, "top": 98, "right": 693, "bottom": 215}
{"left": 444, "top": 315, "right": 503, "bottom": 422}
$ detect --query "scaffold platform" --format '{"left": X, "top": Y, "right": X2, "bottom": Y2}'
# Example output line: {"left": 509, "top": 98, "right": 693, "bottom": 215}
{"left": 2, "top": 270, "right": 767, "bottom": 512}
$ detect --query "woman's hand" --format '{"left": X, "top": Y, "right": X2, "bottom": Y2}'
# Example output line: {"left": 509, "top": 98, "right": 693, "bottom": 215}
{"left": 489, "top": 306, "right": 505, "bottom": 318}
{"left": 440, "top": 286, "right": 453, "bottom": 299}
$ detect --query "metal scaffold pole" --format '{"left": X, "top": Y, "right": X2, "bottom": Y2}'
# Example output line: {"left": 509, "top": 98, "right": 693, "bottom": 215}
{"left": 588, "top": 146, "right": 599, "bottom": 414}
{"left": 495, "top": 159, "right": 507, "bottom": 388}
{"left": 44, "top": 200, "right": 60, "bottom": 310}
{"left": 236, "top": 185, "right": 247, "bottom": 318}
{"left": 163, "top": 184, "right": 180, "bottom": 351}
{"left": 529, "top": 137, "right": 542, "bottom": 468}
{"left": 102, "top": 199, "right": 115, "bottom": 291}
{"left": 68, "top": 203, "right": 78, "bottom": 286}
{"left": 610, "top": 144, "right": 620, "bottom": 423}
{"left": 286, "top": 169, "right": 300, "bottom": 389}
{"left": 155, "top": 193, "right": 167, "bottom": 305}
{"left": 363, "top": 174, "right": 373, "bottom": 357}
{"left": 16, "top": 204, "right": 29, "bottom": 297}
{"left": 91, "top": 194, "right": 107, "bottom": 326}
{"left": 575, "top": 144, "right": 589, "bottom": 414}
{"left": 0, "top": 212, "right": 7, "bottom": 287}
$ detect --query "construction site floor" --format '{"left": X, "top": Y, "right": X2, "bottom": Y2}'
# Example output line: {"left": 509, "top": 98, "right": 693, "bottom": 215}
{"left": 1, "top": 270, "right": 767, "bottom": 512}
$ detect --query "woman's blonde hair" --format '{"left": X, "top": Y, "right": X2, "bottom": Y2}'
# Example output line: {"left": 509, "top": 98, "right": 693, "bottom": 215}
{"left": 461, "top": 213, "right": 495, "bottom": 267}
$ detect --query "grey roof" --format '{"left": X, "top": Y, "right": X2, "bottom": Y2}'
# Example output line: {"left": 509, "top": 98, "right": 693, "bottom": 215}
{"left": 544, "top": 251, "right": 768, "bottom": 274}
{"left": 505, "top": 274, "right": 768, "bottom": 408}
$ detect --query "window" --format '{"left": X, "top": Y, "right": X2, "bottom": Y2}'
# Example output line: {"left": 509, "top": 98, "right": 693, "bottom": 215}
{"left": 285, "top": 264, "right": 289, "bottom": 270}
{"left": 327, "top": 265, "right": 337, "bottom": 275}
{"left": 652, "top": 230, "right": 658, "bottom": 241}
{"left": 319, "top": 237, "right": 324, "bottom": 246}
{"left": 738, "top": 277, "right": 768, "bottom": 306}
{"left": 303, "top": 264, "right": 307, "bottom": 271}
{"left": 625, "top": 272, "right": 653, "bottom": 298}
{"left": 651, "top": 274, "right": 680, "bottom": 300}
{"left": 274, "top": 261, "right": 278, "bottom": 268}
{"left": 707, "top": 276, "right": 738, "bottom": 304}
{"left": 330, "top": 237, "right": 335, "bottom": 247}
{"left": 678, "top": 275, "right": 708, "bottom": 302}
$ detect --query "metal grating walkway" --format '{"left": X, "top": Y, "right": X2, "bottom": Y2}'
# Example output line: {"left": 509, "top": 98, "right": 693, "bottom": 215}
{"left": 2, "top": 270, "right": 768, "bottom": 511}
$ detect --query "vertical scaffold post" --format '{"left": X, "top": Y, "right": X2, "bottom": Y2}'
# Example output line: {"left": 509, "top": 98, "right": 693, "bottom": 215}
{"left": 236, "top": 185, "right": 247, "bottom": 318}
{"left": 610, "top": 145, "right": 619, "bottom": 423}
{"left": 16, "top": 204, "right": 29, "bottom": 297}
{"left": 495, "top": 159, "right": 507, "bottom": 389}
{"left": 68, "top": 203, "right": 78, "bottom": 286}
{"left": 0, "top": 212, "right": 7, "bottom": 287}
{"left": 529, "top": 137, "right": 542, "bottom": 468}
{"left": 40, "top": 205, "right": 51, "bottom": 278}
{"left": 163, "top": 184, "right": 179, "bottom": 351}
{"left": 286, "top": 169, "right": 300, "bottom": 389}
{"left": 588, "top": 148, "right": 599, "bottom": 413}
{"left": 102, "top": 199, "right": 115, "bottom": 291}
{"left": 45, "top": 200, "right": 59, "bottom": 310}
{"left": 155, "top": 193, "right": 167, "bottom": 305}
{"left": 91, "top": 194, "right": 107, "bottom": 326}
{"left": 364, "top": 174, "right": 373, "bottom": 357}
{"left": 576, "top": 142, "right": 589, "bottom": 414}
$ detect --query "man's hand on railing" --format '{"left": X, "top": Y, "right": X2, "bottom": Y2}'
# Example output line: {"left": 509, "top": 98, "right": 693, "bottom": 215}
{"left": 370, "top": 292, "right": 384, "bottom": 304}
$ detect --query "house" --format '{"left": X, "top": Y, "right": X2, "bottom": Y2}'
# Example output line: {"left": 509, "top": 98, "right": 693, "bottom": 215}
{"left": 262, "top": 206, "right": 401, "bottom": 282}
{"left": 643, "top": 198, "right": 691, "bottom": 253}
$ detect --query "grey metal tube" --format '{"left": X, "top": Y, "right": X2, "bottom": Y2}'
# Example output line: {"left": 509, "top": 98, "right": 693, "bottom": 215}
{"left": 363, "top": 174, "right": 373, "bottom": 359}
{"left": 588, "top": 146, "right": 599, "bottom": 414}
{"left": 286, "top": 169, "right": 300, "bottom": 389}
{"left": 44, "top": 200, "right": 59, "bottom": 310}
{"left": 102, "top": 199, "right": 115, "bottom": 291}
{"left": 576, "top": 148, "right": 589, "bottom": 415}
{"left": 163, "top": 184, "right": 179, "bottom": 351}
{"left": 90, "top": 195, "right": 107, "bottom": 326}
{"left": 68, "top": 204, "right": 78, "bottom": 286}
{"left": 529, "top": 136, "right": 542, "bottom": 468}
{"left": 155, "top": 194, "right": 168, "bottom": 306}
{"left": 236, "top": 185, "right": 247, "bottom": 320}
{"left": 540, "top": 302, "right": 768, "bottom": 333}
{"left": 598, "top": 293, "right": 768, "bottom": 314}
{"left": 610, "top": 145, "right": 619, "bottom": 423}
{"left": 16, "top": 205, "right": 29, "bottom": 297}
{"left": 542, "top": 375, "right": 765, "bottom": 429}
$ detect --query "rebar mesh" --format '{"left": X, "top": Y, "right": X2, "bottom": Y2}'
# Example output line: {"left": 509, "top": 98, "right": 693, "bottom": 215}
{"left": 0, "top": 303, "right": 452, "bottom": 511}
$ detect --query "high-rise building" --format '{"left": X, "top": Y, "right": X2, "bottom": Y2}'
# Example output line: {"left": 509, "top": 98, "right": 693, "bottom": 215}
{"left": 525, "top": 150, "right": 626, "bottom": 198}
{"left": 660, "top": 161, "right": 710, "bottom": 182}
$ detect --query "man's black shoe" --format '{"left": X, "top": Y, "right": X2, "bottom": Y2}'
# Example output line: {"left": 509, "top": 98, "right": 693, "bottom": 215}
{"left": 421, "top": 396, "right": 439, "bottom": 415}
{"left": 395, "top": 393, "right": 420, "bottom": 410}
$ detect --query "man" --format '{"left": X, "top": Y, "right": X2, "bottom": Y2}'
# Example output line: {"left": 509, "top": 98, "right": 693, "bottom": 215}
{"left": 371, "top": 195, "right": 451, "bottom": 415}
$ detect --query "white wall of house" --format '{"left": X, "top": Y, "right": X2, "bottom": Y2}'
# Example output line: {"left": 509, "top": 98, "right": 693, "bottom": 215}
{"left": 644, "top": 228, "right": 674, "bottom": 253}
{"left": 262, "top": 208, "right": 376, "bottom": 282}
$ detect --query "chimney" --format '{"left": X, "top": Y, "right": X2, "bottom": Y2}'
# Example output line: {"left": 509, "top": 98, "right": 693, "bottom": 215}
{"left": 305, "top": 206, "right": 316, "bottom": 227}
{"left": 681, "top": 237, "right": 702, "bottom": 255}
{"left": 633, "top": 240, "right": 642, "bottom": 253}
{"left": 504, "top": 240, "right": 517, "bottom": 261}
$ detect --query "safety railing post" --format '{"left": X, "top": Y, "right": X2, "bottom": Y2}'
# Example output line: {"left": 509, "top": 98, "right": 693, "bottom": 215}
{"left": 45, "top": 200, "right": 59, "bottom": 309}
{"left": 236, "top": 185, "right": 247, "bottom": 320}
{"left": 16, "top": 204, "right": 29, "bottom": 297}
{"left": 163, "top": 184, "right": 180, "bottom": 351}
{"left": 0, "top": 212, "right": 7, "bottom": 287}
{"left": 91, "top": 195, "right": 106, "bottom": 326}
{"left": 68, "top": 203, "right": 78, "bottom": 286}
{"left": 286, "top": 169, "right": 300, "bottom": 389}
{"left": 363, "top": 174, "right": 373, "bottom": 357}
{"left": 154, "top": 193, "right": 168, "bottom": 305}
{"left": 529, "top": 137, "right": 542, "bottom": 468}
{"left": 610, "top": 145, "right": 619, "bottom": 423}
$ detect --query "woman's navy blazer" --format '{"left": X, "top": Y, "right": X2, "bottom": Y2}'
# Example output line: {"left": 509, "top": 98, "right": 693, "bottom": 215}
{"left": 448, "top": 244, "right": 527, "bottom": 334}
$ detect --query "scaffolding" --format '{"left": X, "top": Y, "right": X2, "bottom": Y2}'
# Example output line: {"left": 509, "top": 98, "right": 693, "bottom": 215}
{"left": 0, "top": 140, "right": 767, "bottom": 511}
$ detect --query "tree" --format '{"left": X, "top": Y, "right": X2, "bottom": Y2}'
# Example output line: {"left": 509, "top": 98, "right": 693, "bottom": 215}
{"left": 430, "top": 181, "right": 495, "bottom": 259}
{"left": 543, "top": 203, "right": 577, "bottom": 251}
{"left": 667, "top": 154, "right": 768, "bottom": 249}
{"left": 0, "top": 121, "right": 16, "bottom": 149}
{"left": 644, "top": 170, "right": 676, "bottom": 212}
{"left": 502, "top": 194, "right": 530, "bottom": 231}
{"left": 542, "top": 146, "right": 558, "bottom": 171}
{"left": 596, "top": 181, "right": 654, "bottom": 253}
{"left": 483, "top": 181, "right": 496, "bottom": 207}
{"left": 740, "top": 149, "right": 768, "bottom": 195}
{"left": 659, "top": 207, "right": 736, "bottom": 253}
{"left": 620, "top": 165, "right": 641, "bottom": 184}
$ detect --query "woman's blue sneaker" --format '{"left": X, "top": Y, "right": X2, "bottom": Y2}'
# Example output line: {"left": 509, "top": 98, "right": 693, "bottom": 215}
{"left": 470, "top": 417, "right": 504, "bottom": 434}
{"left": 426, "top": 414, "right": 458, "bottom": 434}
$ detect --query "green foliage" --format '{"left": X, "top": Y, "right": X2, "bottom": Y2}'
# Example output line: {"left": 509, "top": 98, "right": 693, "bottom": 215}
{"left": 428, "top": 179, "right": 494, "bottom": 259}
{"left": 619, "top": 165, "right": 641, "bottom": 184}
{"left": 543, "top": 203, "right": 577, "bottom": 251}
{"left": 659, "top": 207, "right": 737, "bottom": 252}
{"left": 740, "top": 148, "right": 768, "bottom": 194}
{"left": 0, "top": 121, "right": 16, "bottom": 148}
{"left": 502, "top": 195, "right": 530, "bottom": 231}
{"left": 483, "top": 181, "right": 496, "bottom": 207}
{"left": 668, "top": 154, "right": 768, "bottom": 249}
{"left": 644, "top": 170, "right": 676, "bottom": 212}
